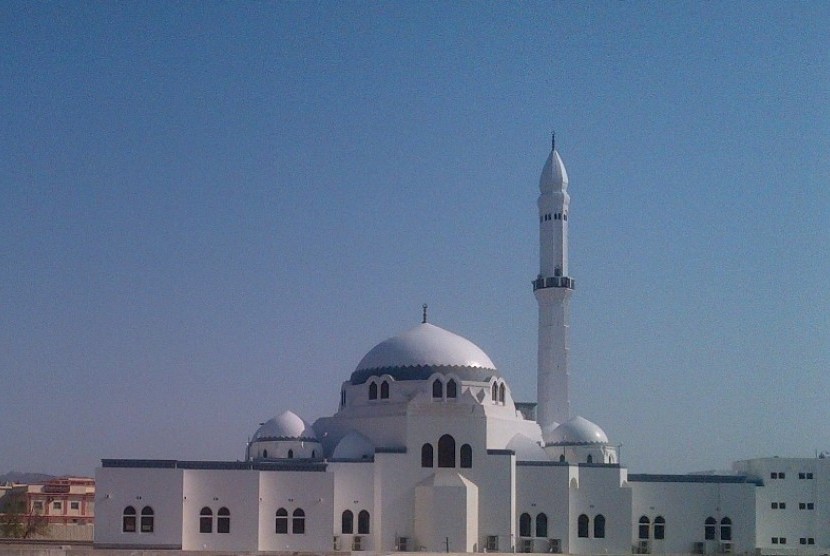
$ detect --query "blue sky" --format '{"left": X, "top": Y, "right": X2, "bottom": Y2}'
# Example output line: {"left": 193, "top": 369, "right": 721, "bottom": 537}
{"left": 1, "top": 2, "right": 828, "bottom": 476}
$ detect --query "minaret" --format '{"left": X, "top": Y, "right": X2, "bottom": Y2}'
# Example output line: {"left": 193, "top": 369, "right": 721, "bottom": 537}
{"left": 534, "top": 134, "right": 574, "bottom": 433}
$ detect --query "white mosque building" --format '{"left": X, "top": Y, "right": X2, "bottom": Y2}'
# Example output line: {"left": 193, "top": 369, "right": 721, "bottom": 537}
{"left": 95, "top": 140, "right": 830, "bottom": 554}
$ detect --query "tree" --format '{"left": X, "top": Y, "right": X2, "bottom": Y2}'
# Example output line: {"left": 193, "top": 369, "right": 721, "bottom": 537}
{"left": 0, "top": 491, "right": 48, "bottom": 539}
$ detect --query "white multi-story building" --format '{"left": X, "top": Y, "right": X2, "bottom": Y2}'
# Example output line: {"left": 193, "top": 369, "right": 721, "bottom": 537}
{"left": 95, "top": 140, "right": 824, "bottom": 554}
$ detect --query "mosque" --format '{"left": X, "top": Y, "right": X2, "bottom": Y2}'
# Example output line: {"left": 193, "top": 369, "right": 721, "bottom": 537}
{"left": 95, "top": 140, "right": 829, "bottom": 554}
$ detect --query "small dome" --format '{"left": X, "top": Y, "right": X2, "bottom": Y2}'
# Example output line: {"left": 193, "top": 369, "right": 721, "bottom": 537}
{"left": 539, "top": 149, "right": 568, "bottom": 193}
{"left": 332, "top": 431, "right": 375, "bottom": 460}
{"left": 350, "top": 323, "right": 498, "bottom": 385}
{"left": 252, "top": 411, "right": 317, "bottom": 442}
{"left": 544, "top": 416, "right": 608, "bottom": 446}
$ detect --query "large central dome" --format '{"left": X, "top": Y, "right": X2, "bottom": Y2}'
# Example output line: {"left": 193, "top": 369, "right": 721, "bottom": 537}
{"left": 349, "top": 323, "right": 499, "bottom": 385}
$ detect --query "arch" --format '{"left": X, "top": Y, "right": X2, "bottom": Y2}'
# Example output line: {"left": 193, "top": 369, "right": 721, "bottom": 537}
{"left": 536, "top": 513, "right": 548, "bottom": 538}
{"left": 446, "top": 379, "right": 457, "bottom": 399}
{"left": 341, "top": 510, "right": 354, "bottom": 534}
{"left": 491, "top": 383, "right": 498, "bottom": 402}
{"left": 720, "top": 517, "right": 732, "bottom": 541}
{"left": 654, "top": 516, "right": 665, "bottom": 540}
{"left": 519, "top": 513, "right": 532, "bottom": 537}
{"left": 421, "top": 443, "right": 434, "bottom": 468}
{"left": 704, "top": 517, "right": 716, "bottom": 540}
{"left": 287, "top": 449, "right": 294, "bottom": 459}
{"left": 140, "top": 506, "right": 154, "bottom": 533}
{"left": 432, "top": 379, "right": 443, "bottom": 399}
{"left": 292, "top": 508, "right": 305, "bottom": 534}
{"left": 498, "top": 383, "right": 506, "bottom": 403}
{"left": 358, "top": 510, "right": 370, "bottom": 534}
{"left": 639, "top": 516, "right": 650, "bottom": 540}
{"left": 369, "top": 382, "right": 378, "bottom": 400}
{"left": 217, "top": 507, "right": 230, "bottom": 534}
{"left": 122, "top": 505, "right": 136, "bottom": 533}
{"left": 438, "top": 434, "right": 456, "bottom": 468}
{"left": 594, "top": 514, "right": 605, "bottom": 539}
{"left": 577, "top": 514, "right": 589, "bottom": 538}
{"left": 380, "top": 381, "right": 389, "bottom": 399}
{"left": 275, "top": 508, "right": 288, "bottom": 534}
{"left": 460, "top": 444, "right": 472, "bottom": 468}
{"left": 200, "top": 507, "right": 213, "bottom": 534}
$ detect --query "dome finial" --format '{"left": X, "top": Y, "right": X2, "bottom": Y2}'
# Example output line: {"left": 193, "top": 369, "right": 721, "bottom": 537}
{"left": 551, "top": 130, "right": 556, "bottom": 151}
{"left": 422, "top": 303, "right": 428, "bottom": 324}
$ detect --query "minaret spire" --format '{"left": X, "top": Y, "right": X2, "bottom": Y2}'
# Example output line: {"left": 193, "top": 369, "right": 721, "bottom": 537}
{"left": 422, "top": 303, "right": 428, "bottom": 324}
{"left": 534, "top": 136, "right": 573, "bottom": 433}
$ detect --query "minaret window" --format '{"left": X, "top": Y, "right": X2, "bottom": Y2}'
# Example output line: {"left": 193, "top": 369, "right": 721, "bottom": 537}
{"left": 594, "top": 514, "right": 605, "bottom": 538}
{"left": 460, "top": 444, "right": 472, "bottom": 468}
{"left": 369, "top": 382, "right": 378, "bottom": 400}
{"left": 438, "top": 434, "right": 456, "bottom": 468}
{"left": 421, "top": 443, "right": 434, "bottom": 467}
{"left": 446, "top": 379, "right": 457, "bottom": 399}
{"left": 432, "top": 379, "right": 443, "bottom": 399}
{"left": 341, "top": 510, "right": 353, "bottom": 534}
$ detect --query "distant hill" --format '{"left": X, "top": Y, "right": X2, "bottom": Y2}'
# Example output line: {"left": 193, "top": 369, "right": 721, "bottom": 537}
{"left": 0, "top": 472, "right": 55, "bottom": 484}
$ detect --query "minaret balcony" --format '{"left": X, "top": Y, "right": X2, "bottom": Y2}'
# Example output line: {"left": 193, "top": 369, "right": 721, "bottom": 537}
{"left": 532, "top": 276, "right": 575, "bottom": 291}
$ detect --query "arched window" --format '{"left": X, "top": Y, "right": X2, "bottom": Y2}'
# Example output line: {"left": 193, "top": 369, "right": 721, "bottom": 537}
{"left": 460, "top": 444, "right": 472, "bottom": 468}
{"left": 217, "top": 507, "right": 230, "bottom": 534}
{"left": 432, "top": 379, "right": 443, "bottom": 399}
{"left": 140, "top": 506, "right": 154, "bottom": 533}
{"left": 446, "top": 379, "right": 457, "bottom": 399}
{"left": 421, "top": 443, "right": 434, "bottom": 468}
{"left": 380, "top": 381, "right": 390, "bottom": 399}
{"left": 292, "top": 508, "right": 305, "bottom": 534}
{"left": 587, "top": 454, "right": 593, "bottom": 463}
{"left": 519, "top": 513, "right": 532, "bottom": 537}
{"left": 654, "top": 516, "right": 665, "bottom": 540}
{"left": 577, "top": 514, "right": 589, "bottom": 538}
{"left": 369, "top": 382, "right": 378, "bottom": 400}
{"left": 263, "top": 449, "right": 268, "bottom": 458}
{"left": 438, "top": 434, "right": 456, "bottom": 468}
{"left": 536, "top": 513, "right": 548, "bottom": 538}
{"left": 122, "top": 506, "right": 136, "bottom": 533}
{"left": 341, "top": 510, "right": 354, "bottom": 534}
{"left": 287, "top": 449, "right": 294, "bottom": 459}
{"left": 639, "top": 516, "right": 650, "bottom": 539}
{"left": 200, "top": 507, "right": 213, "bottom": 534}
{"left": 559, "top": 454, "right": 566, "bottom": 462}
{"left": 358, "top": 510, "right": 370, "bottom": 534}
{"left": 275, "top": 508, "right": 288, "bottom": 534}
{"left": 594, "top": 514, "right": 605, "bottom": 539}
{"left": 492, "top": 383, "right": 498, "bottom": 402}
{"left": 341, "top": 389, "right": 346, "bottom": 407}
{"left": 498, "top": 383, "right": 506, "bottom": 403}
{"left": 720, "top": 517, "right": 732, "bottom": 541}
{"left": 704, "top": 517, "right": 716, "bottom": 541}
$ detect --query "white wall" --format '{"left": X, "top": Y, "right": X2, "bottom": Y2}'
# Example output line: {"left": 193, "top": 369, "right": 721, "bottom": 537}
{"left": 257, "top": 469, "right": 334, "bottom": 551}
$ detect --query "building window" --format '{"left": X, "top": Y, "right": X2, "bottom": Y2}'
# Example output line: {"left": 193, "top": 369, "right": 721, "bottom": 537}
{"left": 720, "top": 517, "right": 731, "bottom": 541}
{"left": 798, "top": 503, "right": 804, "bottom": 509}
{"left": 421, "top": 443, "right": 434, "bottom": 467}
{"left": 32, "top": 501, "right": 44, "bottom": 512}
{"left": 586, "top": 454, "right": 593, "bottom": 463}
{"left": 341, "top": 510, "right": 354, "bottom": 534}
{"left": 122, "top": 506, "right": 137, "bottom": 533}
{"left": 70, "top": 501, "right": 80, "bottom": 510}
{"left": 654, "top": 516, "right": 665, "bottom": 540}
{"left": 779, "top": 502, "right": 786, "bottom": 509}
{"left": 772, "top": 538, "right": 778, "bottom": 544}
{"left": 358, "top": 510, "right": 370, "bottom": 534}
{"left": 369, "top": 382, "right": 378, "bottom": 400}
{"left": 638, "top": 516, "right": 650, "bottom": 540}
{"left": 432, "top": 379, "right": 443, "bottom": 399}
{"left": 594, "top": 514, "right": 606, "bottom": 539}
{"left": 536, "top": 513, "right": 548, "bottom": 538}
{"left": 292, "top": 508, "right": 305, "bottom": 534}
{"left": 704, "top": 517, "right": 716, "bottom": 540}
{"left": 491, "top": 383, "right": 497, "bottom": 402}
{"left": 799, "top": 472, "right": 805, "bottom": 479}
{"left": 288, "top": 449, "right": 294, "bottom": 459}
{"left": 200, "top": 507, "right": 213, "bottom": 533}
{"left": 438, "top": 434, "right": 456, "bottom": 468}
{"left": 263, "top": 449, "right": 268, "bottom": 458}
{"left": 446, "top": 379, "right": 457, "bottom": 399}
{"left": 460, "top": 444, "right": 472, "bottom": 468}
{"left": 808, "top": 503, "right": 814, "bottom": 510}
{"left": 341, "top": 390, "right": 346, "bottom": 407}
{"left": 771, "top": 502, "right": 778, "bottom": 509}
{"left": 577, "top": 514, "right": 589, "bottom": 538}
{"left": 498, "top": 383, "right": 506, "bottom": 403}
{"left": 779, "top": 472, "right": 785, "bottom": 479}
{"left": 519, "top": 513, "right": 532, "bottom": 537}
{"left": 217, "top": 507, "right": 230, "bottom": 534}
{"left": 53, "top": 501, "right": 62, "bottom": 510}
{"left": 275, "top": 508, "right": 288, "bottom": 534}
{"left": 807, "top": 473, "right": 814, "bottom": 479}
{"left": 140, "top": 506, "right": 154, "bottom": 533}
{"left": 380, "top": 381, "right": 390, "bottom": 399}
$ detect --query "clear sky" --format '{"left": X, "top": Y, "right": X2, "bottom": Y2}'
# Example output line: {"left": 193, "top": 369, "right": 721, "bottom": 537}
{"left": 1, "top": 2, "right": 828, "bottom": 477}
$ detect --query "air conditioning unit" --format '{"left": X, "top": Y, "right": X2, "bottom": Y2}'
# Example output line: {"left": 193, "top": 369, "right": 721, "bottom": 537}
{"left": 396, "top": 536, "right": 409, "bottom": 551}
{"left": 521, "top": 538, "right": 534, "bottom": 553}
{"left": 637, "top": 540, "right": 651, "bottom": 554}
{"left": 332, "top": 535, "right": 341, "bottom": 551}
{"left": 692, "top": 541, "right": 705, "bottom": 554}
{"left": 720, "top": 542, "right": 733, "bottom": 554}
{"left": 486, "top": 535, "right": 499, "bottom": 552}
{"left": 352, "top": 536, "right": 363, "bottom": 551}
{"left": 548, "top": 538, "right": 562, "bottom": 553}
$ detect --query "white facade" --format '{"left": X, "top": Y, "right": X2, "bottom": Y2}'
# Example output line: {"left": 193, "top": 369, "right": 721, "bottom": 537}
{"left": 96, "top": 141, "right": 824, "bottom": 554}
